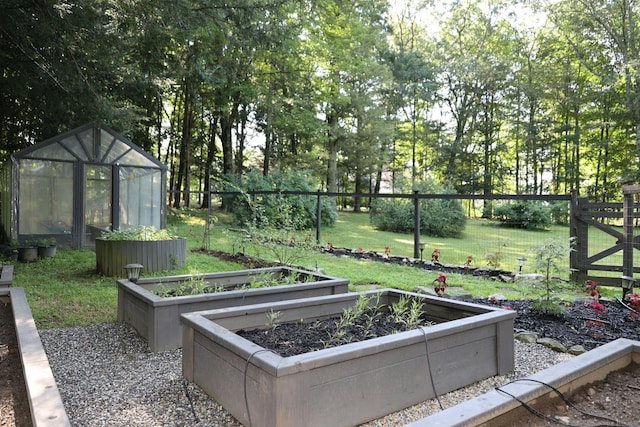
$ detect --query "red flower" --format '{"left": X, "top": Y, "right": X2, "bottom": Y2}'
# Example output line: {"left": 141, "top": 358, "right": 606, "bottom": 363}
{"left": 588, "top": 300, "right": 606, "bottom": 316}
{"left": 586, "top": 280, "right": 598, "bottom": 289}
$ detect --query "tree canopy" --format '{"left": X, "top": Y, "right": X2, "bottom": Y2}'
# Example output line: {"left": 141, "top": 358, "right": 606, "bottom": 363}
{"left": 2, "top": 0, "right": 639, "bottom": 206}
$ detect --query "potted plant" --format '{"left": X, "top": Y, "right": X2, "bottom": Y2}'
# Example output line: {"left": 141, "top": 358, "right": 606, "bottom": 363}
{"left": 37, "top": 238, "right": 57, "bottom": 259}
{"left": 17, "top": 240, "right": 38, "bottom": 263}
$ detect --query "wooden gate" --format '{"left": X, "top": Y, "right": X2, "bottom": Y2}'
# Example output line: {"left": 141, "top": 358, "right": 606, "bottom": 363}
{"left": 570, "top": 186, "right": 640, "bottom": 295}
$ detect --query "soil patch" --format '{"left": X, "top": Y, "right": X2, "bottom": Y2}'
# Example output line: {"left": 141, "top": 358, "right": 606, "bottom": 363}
{"left": 0, "top": 301, "right": 33, "bottom": 427}
{"left": 514, "top": 362, "right": 640, "bottom": 426}
{"left": 237, "top": 303, "right": 430, "bottom": 357}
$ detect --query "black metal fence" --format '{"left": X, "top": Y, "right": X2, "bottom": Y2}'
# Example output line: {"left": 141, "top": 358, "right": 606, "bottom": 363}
{"left": 170, "top": 189, "right": 571, "bottom": 254}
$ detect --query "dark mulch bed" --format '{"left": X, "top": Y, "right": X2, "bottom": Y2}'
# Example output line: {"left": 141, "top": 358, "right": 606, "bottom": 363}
{"left": 475, "top": 297, "right": 640, "bottom": 351}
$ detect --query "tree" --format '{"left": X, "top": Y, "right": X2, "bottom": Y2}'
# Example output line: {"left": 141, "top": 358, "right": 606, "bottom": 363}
{"left": 307, "top": 0, "right": 393, "bottom": 195}
{"left": 548, "top": 0, "right": 640, "bottom": 173}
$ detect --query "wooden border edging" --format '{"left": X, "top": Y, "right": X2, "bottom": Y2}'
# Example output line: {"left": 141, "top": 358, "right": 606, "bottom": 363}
{"left": 2, "top": 287, "right": 70, "bottom": 426}
{"left": 0, "top": 265, "right": 13, "bottom": 287}
{"left": 406, "top": 338, "right": 640, "bottom": 426}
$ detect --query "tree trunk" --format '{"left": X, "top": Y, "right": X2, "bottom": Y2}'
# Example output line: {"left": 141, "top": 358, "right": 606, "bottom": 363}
{"left": 201, "top": 117, "right": 218, "bottom": 209}
{"left": 221, "top": 112, "right": 234, "bottom": 176}
{"left": 353, "top": 171, "right": 362, "bottom": 212}
{"left": 326, "top": 110, "right": 339, "bottom": 194}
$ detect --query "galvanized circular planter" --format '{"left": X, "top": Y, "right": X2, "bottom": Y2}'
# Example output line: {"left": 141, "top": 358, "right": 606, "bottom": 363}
{"left": 95, "top": 237, "right": 187, "bottom": 276}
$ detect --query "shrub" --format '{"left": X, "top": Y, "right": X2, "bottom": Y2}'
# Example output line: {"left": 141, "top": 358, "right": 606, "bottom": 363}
{"left": 369, "top": 181, "right": 466, "bottom": 238}
{"left": 549, "top": 201, "right": 570, "bottom": 225}
{"left": 493, "top": 201, "right": 552, "bottom": 230}
{"left": 529, "top": 239, "right": 570, "bottom": 316}
{"left": 222, "top": 171, "right": 338, "bottom": 230}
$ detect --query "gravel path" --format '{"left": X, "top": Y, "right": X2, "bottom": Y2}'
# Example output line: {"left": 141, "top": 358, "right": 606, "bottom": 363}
{"left": 39, "top": 322, "right": 574, "bottom": 427}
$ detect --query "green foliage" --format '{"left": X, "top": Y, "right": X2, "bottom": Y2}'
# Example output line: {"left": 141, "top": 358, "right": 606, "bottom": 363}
{"left": 530, "top": 299, "right": 567, "bottom": 317}
{"left": 483, "top": 249, "right": 504, "bottom": 269}
{"left": 222, "top": 171, "right": 338, "bottom": 230}
{"left": 369, "top": 181, "right": 466, "bottom": 238}
{"left": 100, "top": 226, "right": 177, "bottom": 241}
{"left": 549, "top": 202, "right": 570, "bottom": 226}
{"left": 493, "top": 201, "right": 552, "bottom": 230}
{"left": 528, "top": 239, "right": 571, "bottom": 316}
{"left": 322, "top": 293, "right": 378, "bottom": 347}
{"left": 154, "top": 276, "right": 208, "bottom": 297}
{"left": 248, "top": 271, "right": 314, "bottom": 288}
{"left": 245, "top": 225, "right": 316, "bottom": 266}
{"left": 389, "top": 295, "right": 427, "bottom": 329}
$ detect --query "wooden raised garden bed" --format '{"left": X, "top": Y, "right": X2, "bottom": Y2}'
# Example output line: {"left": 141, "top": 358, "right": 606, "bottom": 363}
{"left": 95, "top": 237, "right": 187, "bottom": 276}
{"left": 117, "top": 266, "right": 349, "bottom": 352}
{"left": 0, "top": 287, "right": 70, "bottom": 426}
{"left": 180, "top": 289, "right": 516, "bottom": 427}
{"left": 409, "top": 338, "right": 640, "bottom": 427}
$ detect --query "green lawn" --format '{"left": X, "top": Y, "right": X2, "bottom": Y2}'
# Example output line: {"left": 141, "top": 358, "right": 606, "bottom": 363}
{"left": 7, "top": 208, "right": 625, "bottom": 329}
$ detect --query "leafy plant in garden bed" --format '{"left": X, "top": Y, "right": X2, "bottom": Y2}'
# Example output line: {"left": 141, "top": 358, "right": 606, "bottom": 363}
{"left": 100, "top": 225, "right": 178, "bottom": 241}
{"left": 118, "top": 266, "right": 349, "bottom": 351}
{"left": 152, "top": 270, "right": 317, "bottom": 297}
{"left": 239, "top": 293, "right": 433, "bottom": 356}
{"left": 96, "top": 226, "right": 187, "bottom": 276}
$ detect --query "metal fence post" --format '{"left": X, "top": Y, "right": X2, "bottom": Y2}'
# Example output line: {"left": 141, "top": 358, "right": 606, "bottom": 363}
{"left": 413, "top": 190, "right": 420, "bottom": 259}
{"left": 316, "top": 190, "right": 322, "bottom": 244}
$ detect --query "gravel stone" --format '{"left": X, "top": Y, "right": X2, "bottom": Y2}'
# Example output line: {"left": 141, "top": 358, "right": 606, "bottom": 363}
{"left": 39, "top": 322, "right": 573, "bottom": 426}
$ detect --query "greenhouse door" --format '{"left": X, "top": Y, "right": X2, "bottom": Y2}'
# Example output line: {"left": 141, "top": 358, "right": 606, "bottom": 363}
{"left": 84, "top": 164, "right": 112, "bottom": 246}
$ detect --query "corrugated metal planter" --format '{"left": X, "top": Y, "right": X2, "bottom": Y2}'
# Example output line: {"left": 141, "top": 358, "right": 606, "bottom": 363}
{"left": 1, "top": 287, "right": 70, "bottom": 426}
{"left": 180, "top": 289, "right": 516, "bottom": 427}
{"left": 117, "top": 266, "right": 349, "bottom": 352}
{"left": 409, "top": 338, "right": 640, "bottom": 427}
{"left": 95, "top": 237, "right": 186, "bottom": 276}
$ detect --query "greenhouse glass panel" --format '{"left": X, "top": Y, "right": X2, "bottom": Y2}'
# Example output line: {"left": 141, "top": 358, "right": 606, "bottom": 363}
{"left": 28, "top": 140, "right": 78, "bottom": 161}
{"left": 119, "top": 167, "right": 162, "bottom": 229}
{"left": 18, "top": 160, "right": 73, "bottom": 235}
{"left": 85, "top": 164, "right": 111, "bottom": 228}
{"left": 60, "top": 134, "right": 91, "bottom": 161}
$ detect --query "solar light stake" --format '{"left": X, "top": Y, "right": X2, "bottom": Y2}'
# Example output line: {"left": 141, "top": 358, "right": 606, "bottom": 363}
{"left": 517, "top": 257, "right": 526, "bottom": 273}
{"left": 124, "top": 263, "right": 144, "bottom": 283}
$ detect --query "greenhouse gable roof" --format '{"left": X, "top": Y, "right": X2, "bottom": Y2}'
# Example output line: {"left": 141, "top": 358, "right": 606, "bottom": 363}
{"left": 12, "top": 121, "right": 165, "bottom": 169}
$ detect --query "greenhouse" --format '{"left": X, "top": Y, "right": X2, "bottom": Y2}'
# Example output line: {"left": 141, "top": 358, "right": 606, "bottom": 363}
{"left": 0, "top": 122, "right": 167, "bottom": 248}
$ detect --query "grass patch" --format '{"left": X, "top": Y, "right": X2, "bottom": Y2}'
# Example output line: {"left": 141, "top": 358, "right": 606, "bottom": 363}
{"left": 5, "top": 207, "right": 626, "bottom": 329}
